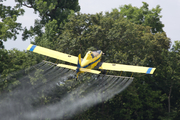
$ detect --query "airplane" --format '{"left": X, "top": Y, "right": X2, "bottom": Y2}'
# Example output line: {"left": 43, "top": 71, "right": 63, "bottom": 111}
{"left": 27, "top": 44, "right": 156, "bottom": 79}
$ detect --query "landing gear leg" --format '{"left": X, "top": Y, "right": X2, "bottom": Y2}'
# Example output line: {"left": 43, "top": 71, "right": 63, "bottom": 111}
{"left": 75, "top": 73, "right": 79, "bottom": 81}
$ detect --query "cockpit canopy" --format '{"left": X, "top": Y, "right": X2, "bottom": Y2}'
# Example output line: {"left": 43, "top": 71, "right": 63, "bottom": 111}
{"left": 84, "top": 50, "right": 102, "bottom": 60}
{"left": 92, "top": 50, "right": 101, "bottom": 57}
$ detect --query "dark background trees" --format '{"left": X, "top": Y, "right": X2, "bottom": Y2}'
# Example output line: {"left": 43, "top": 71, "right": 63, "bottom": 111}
{"left": 0, "top": 1, "right": 180, "bottom": 120}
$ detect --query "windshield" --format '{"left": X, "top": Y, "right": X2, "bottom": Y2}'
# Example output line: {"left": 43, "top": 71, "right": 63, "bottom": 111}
{"left": 92, "top": 50, "right": 102, "bottom": 57}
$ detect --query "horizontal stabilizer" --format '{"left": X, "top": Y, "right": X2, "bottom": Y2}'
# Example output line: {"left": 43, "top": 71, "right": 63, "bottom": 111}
{"left": 27, "top": 44, "right": 78, "bottom": 64}
{"left": 99, "top": 62, "right": 156, "bottom": 74}
{"left": 57, "top": 64, "right": 101, "bottom": 74}
{"left": 80, "top": 68, "right": 101, "bottom": 74}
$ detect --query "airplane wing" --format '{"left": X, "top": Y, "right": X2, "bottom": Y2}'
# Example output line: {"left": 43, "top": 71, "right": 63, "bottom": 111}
{"left": 27, "top": 44, "right": 78, "bottom": 64}
{"left": 96, "top": 62, "right": 156, "bottom": 74}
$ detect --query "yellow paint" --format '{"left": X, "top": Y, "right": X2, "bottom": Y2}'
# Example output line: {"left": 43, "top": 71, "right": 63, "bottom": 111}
{"left": 26, "top": 44, "right": 33, "bottom": 50}
{"left": 150, "top": 68, "right": 156, "bottom": 74}
{"left": 57, "top": 64, "right": 77, "bottom": 70}
{"left": 27, "top": 44, "right": 78, "bottom": 64}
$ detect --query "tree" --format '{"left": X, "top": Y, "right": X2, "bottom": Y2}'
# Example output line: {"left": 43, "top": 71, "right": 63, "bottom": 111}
{"left": 119, "top": 2, "right": 164, "bottom": 33}
{"left": 15, "top": 0, "right": 80, "bottom": 40}
{"left": 0, "top": 1, "right": 24, "bottom": 48}
{"left": 0, "top": 49, "right": 42, "bottom": 92}
{"left": 154, "top": 41, "right": 180, "bottom": 119}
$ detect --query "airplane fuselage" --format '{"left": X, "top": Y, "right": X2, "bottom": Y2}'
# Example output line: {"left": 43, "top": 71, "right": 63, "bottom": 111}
{"left": 77, "top": 50, "right": 103, "bottom": 74}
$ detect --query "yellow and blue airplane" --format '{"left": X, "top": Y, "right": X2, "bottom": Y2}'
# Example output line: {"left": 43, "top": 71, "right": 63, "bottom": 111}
{"left": 27, "top": 44, "right": 156, "bottom": 79}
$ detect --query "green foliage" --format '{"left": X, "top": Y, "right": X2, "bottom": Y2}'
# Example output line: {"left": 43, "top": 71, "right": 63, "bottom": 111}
{"left": 29, "top": 69, "right": 47, "bottom": 85}
{"left": 119, "top": 2, "right": 164, "bottom": 33}
{"left": 0, "top": 49, "right": 42, "bottom": 92}
{"left": 154, "top": 41, "right": 180, "bottom": 119}
{"left": 34, "top": 19, "right": 59, "bottom": 47}
{"left": 15, "top": 0, "right": 80, "bottom": 40}
{"left": 0, "top": 49, "right": 39, "bottom": 77}
{"left": 0, "top": 2, "right": 24, "bottom": 48}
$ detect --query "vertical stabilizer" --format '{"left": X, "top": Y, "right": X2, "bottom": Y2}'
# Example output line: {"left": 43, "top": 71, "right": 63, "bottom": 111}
{"left": 77, "top": 54, "right": 81, "bottom": 68}
{"left": 76, "top": 54, "right": 82, "bottom": 80}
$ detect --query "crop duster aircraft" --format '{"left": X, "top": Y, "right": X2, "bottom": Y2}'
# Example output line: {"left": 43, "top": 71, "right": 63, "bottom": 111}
{"left": 27, "top": 44, "right": 156, "bottom": 79}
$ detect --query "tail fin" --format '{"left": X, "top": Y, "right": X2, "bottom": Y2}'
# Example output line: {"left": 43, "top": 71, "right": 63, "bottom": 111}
{"left": 76, "top": 54, "right": 81, "bottom": 73}
{"left": 77, "top": 54, "right": 81, "bottom": 68}
{"left": 76, "top": 54, "right": 82, "bottom": 80}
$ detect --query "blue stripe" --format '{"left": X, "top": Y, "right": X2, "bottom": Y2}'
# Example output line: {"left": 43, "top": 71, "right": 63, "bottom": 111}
{"left": 146, "top": 68, "right": 152, "bottom": 74}
{"left": 30, "top": 45, "right": 37, "bottom": 51}
{"left": 83, "top": 57, "right": 101, "bottom": 68}
{"left": 77, "top": 58, "right": 81, "bottom": 68}
{"left": 76, "top": 58, "right": 81, "bottom": 73}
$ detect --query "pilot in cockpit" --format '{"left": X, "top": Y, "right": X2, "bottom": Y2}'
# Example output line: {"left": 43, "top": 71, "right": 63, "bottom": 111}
{"left": 85, "top": 50, "right": 104, "bottom": 60}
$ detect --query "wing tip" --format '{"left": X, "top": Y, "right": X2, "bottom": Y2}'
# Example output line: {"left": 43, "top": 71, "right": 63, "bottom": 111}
{"left": 146, "top": 67, "right": 156, "bottom": 74}
{"left": 27, "top": 44, "right": 33, "bottom": 50}
{"left": 27, "top": 44, "right": 37, "bottom": 52}
{"left": 150, "top": 68, "right": 156, "bottom": 74}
